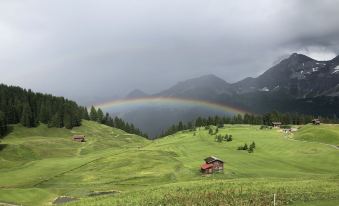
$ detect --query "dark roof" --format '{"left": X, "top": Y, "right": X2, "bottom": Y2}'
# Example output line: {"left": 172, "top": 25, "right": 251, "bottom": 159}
{"left": 204, "top": 156, "right": 224, "bottom": 163}
{"left": 73, "top": 135, "right": 85, "bottom": 139}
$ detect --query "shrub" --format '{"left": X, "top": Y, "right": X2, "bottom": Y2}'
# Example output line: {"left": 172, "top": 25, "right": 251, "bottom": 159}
{"left": 226, "top": 135, "right": 233, "bottom": 142}
{"left": 238, "top": 142, "right": 256, "bottom": 153}
{"left": 215, "top": 135, "right": 223, "bottom": 143}
{"left": 250, "top": 141, "right": 256, "bottom": 149}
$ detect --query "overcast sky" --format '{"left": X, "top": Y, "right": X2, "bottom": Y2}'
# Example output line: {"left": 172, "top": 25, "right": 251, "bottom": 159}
{"left": 1, "top": 0, "right": 339, "bottom": 105}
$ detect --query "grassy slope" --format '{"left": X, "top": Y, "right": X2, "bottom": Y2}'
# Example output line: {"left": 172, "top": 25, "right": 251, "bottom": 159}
{"left": 0, "top": 122, "right": 338, "bottom": 205}
{"left": 294, "top": 124, "right": 339, "bottom": 145}
{"left": 0, "top": 120, "right": 148, "bottom": 205}
{"left": 66, "top": 125, "right": 339, "bottom": 206}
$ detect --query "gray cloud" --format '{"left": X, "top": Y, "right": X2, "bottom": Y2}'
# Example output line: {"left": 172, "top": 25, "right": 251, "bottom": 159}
{"left": 0, "top": 0, "right": 338, "bottom": 105}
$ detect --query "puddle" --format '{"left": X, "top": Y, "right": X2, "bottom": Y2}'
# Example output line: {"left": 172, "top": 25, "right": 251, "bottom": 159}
{"left": 53, "top": 196, "right": 78, "bottom": 205}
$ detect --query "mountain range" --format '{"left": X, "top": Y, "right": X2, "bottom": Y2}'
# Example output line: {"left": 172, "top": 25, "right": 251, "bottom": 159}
{"left": 121, "top": 53, "right": 339, "bottom": 137}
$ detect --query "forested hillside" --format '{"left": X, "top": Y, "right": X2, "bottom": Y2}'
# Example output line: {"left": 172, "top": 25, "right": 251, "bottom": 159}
{"left": 0, "top": 84, "right": 88, "bottom": 136}
{"left": 0, "top": 84, "right": 148, "bottom": 138}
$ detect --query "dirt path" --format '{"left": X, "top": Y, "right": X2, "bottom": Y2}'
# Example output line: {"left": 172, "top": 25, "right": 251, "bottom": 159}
{"left": 282, "top": 133, "right": 339, "bottom": 150}
{"left": 0, "top": 202, "right": 21, "bottom": 206}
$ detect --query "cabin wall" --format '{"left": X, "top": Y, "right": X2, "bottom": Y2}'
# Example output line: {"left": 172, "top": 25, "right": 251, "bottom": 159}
{"left": 212, "top": 161, "right": 223, "bottom": 171}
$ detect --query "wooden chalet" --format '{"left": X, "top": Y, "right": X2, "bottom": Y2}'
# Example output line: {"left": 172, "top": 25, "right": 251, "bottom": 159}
{"left": 201, "top": 156, "right": 224, "bottom": 174}
{"left": 272, "top": 122, "right": 282, "bottom": 128}
{"left": 312, "top": 119, "right": 320, "bottom": 125}
{"left": 73, "top": 135, "right": 86, "bottom": 142}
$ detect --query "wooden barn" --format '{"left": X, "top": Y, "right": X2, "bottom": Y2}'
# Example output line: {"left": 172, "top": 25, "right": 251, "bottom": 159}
{"left": 201, "top": 156, "right": 224, "bottom": 174}
{"left": 272, "top": 122, "right": 282, "bottom": 128}
{"left": 73, "top": 135, "right": 86, "bottom": 142}
{"left": 312, "top": 119, "right": 321, "bottom": 125}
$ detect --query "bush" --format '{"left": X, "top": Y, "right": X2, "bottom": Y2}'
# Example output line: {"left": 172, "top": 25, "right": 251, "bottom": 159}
{"left": 237, "top": 143, "right": 248, "bottom": 150}
{"left": 238, "top": 142, "right": 256, "bottom": 153}
{"left": 226, "top": 135, "right": 233, "bottom": 142}
{"left": 215, "top": 135, "right": 223, "bottom": 143}
{"left": 250, "top": 141, "right": 256, "bottom": 149}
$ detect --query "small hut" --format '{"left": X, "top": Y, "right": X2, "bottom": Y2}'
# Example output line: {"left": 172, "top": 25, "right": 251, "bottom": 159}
{"left": 73, "top": 135, "right": 86, "bottom": 142}
{"left": 312, "top": 119, "right": 321, "bottom": 125}
{"left": 201, "top": 156, "right": 224, "bottom": 174}
{"left": 272, "top": 122, "right": 282, "bottom": 128}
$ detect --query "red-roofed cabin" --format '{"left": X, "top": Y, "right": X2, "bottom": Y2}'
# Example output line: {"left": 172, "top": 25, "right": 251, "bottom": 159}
{"left": 201, "top": 156, "right": 224, "bottom": 174}
{"left": 73, "top": 135, "right": 86, "bottom": 142}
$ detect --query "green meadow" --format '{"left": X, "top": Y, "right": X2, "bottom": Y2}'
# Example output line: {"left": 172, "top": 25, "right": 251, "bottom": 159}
{"left": 0, "top": 121, "right": 338, "bottom": 205}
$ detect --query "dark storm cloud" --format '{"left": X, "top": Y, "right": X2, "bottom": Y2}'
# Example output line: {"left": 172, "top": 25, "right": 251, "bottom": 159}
{"left": 0, "top": 0, "right": 338, "bottom": 105}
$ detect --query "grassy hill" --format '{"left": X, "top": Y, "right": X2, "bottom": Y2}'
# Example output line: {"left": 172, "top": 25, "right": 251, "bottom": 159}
{"left": 0, "top": 121, "right": 338, "bottom": 205}
{"left": 294, "top": 124, "right": 339, "bottom": 146}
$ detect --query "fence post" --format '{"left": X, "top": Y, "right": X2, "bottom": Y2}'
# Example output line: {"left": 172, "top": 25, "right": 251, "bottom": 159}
{"left": 273, "top": 193, "right": 276, "bottom": 206}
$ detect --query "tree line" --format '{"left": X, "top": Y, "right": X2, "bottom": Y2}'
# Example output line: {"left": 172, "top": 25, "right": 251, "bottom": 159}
{"left": 87, "top": 106, "right": 148, "bottom": 138}
{"left": 0, "top": 84, "right": 147, "bottom": 139}
{"left": 0, "top": 84, "right": 86, "bottom": 136}
{"left": 158, "top": 111, "right": 339, "bottom": 138}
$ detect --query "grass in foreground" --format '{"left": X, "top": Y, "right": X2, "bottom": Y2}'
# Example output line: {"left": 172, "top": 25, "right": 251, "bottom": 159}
{"left": 0, "top": 122, "right": 338, "bottom": 205}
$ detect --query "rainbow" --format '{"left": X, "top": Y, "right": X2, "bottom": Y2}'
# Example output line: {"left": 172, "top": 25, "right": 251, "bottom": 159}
{"left": 92, "top": 96, "right": 249, "bottom": 115}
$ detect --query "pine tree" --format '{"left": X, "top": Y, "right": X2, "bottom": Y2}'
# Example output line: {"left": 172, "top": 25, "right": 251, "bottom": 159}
{"left": 0, "top": 110, "right": 7, "bottom": 137}
{"left": 97, "top": 108, "right": 104, "bottom": 123}
{"left": 243, "top": 143, "right": 248, "bottom": 150}
{"left": 103, "top": 112, "right": 110, "bottom": 124}
{"left": 250, "top": 141, "right": 256, "bottom": 149}
{"left": 228, "top": 135, "right": 233, "bottom": 142}
{"left": 82, "top": 107, "right": 90, "bottom": 120}
{"left": 178, "top": 121, "right": 184, "bottom": 131}
{"left": 208, "top": 128, "right": 213, "bottom": 135}
{"left": 63, "top": 113, "right": 72, "bottom": 129}
{"left": 248, "top": 142, "right": 255, "bottom": 153}
{"left": 38, "top": 103, "right": 50, "bottom": 124}
{"left": 89, "top": 106, "right": 98, "bottom": 121}
{"left": 20, "top": 103, "right": 35, "bottom": 127}
{"left": 48, "top": 112, "right": 62, "bottom": 128}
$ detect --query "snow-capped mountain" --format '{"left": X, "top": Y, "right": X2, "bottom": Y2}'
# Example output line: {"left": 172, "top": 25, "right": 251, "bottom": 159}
{"left": 233, "top": 53, "right": 339, "bottom": 98}
{"left": 120, "top": 53, "right": 339, "bottom": 137}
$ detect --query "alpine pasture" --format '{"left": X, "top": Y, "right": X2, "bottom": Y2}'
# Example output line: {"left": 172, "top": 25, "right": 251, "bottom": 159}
{"left": 0, "top": 121, "right": 338, "bottom": 205}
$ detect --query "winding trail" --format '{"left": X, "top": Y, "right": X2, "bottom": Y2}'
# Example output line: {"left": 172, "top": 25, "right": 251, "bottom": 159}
{"left": 282, "top": 133, "right": 339, "bottom": 150}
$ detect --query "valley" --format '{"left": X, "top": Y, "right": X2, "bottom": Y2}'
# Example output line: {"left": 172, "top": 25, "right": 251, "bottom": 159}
{"left": 116, "top": 54, "right": 339, "bottom": 137}
{"left": 0, "top": 120, "right": 338, "bottom": 205}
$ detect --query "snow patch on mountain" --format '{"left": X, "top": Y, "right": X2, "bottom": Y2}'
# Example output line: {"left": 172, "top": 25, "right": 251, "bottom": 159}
{"left": 259, "top": 87, "right": 270, "bottom": 92}
{"left": 332, "top": 65, "right": 339, "bottom": 74}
